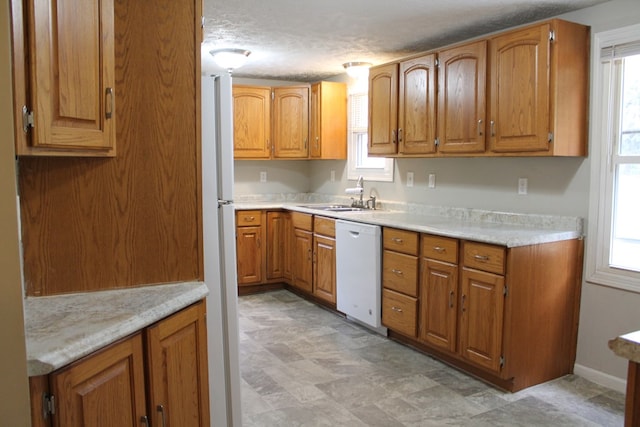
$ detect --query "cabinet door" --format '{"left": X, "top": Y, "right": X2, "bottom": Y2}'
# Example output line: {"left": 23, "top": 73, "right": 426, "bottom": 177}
{"left": 488, "top": 24, "right": 550, "bottom": 153}
{"left": 283, "top": 212, "right": 293, "bottom": 281}
{"left": 273, "top": 86, "right": 309, "bottom": 158}
{"left": 398, "top": 54, "right": 437, "bottom": 155}
{"left": 266, "top": 211, "right": 284, "bottom": 280}
{"left": 313, "top": 234, "right": 336, "bottom": 304}
{"left": 419, "top": 259, "right": 458, "bottom": 352}
{"left": 146, "top": 301, "right": 210, "bottom": 427}
{"left": 26, "top": 0, "right": 115, "bottom": 155}
{"left": 459, "top": 267, "right": 505, "bottom": 372}
{"left": 292, "top": 228, "right": 313, "bottom": 293}
{"left": 50, "top": 334, "right": 147, "bottom": 427}
{"left": 368, "top": 63, "right": 398, "bottom": 155}
{"left": 236, "top": 225, "right": 263, "bottom": 285}
{"left": 232, "top": 86, "right": 271, "bottom": 158}
{"left": 437, "top": 41, "right": 487, "bottom": 154}
{"left": 310, "top": 82, "right": 347, "bottom": 159}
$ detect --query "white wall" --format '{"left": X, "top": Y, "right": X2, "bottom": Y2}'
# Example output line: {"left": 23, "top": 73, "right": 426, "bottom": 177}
{"left": 234, "top": 160, "right": 311, "bottom": 195}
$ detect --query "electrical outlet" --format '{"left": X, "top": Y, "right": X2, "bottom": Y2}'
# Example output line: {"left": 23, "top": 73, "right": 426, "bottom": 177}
{"left": 260, "top": 171, "right": 267, "bottom": 183}
{"left": 428, "top": 173, "right": 436, "bottom": 189}
{"left": 407, "top": 171, "right": 414, "bottom": 187}
{"left": 330, "top": 170, "right": 336, "bottom": 182}
{"left": 518, "top": 177, "right": 528, "bottom": 195}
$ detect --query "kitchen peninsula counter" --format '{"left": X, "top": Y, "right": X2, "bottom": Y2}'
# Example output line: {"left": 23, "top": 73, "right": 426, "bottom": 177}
{"left": 24, "top": 281, "right": 208, "bottom": 376}
{"left": 235, "top": 198, "right": 583, "bottom": 248}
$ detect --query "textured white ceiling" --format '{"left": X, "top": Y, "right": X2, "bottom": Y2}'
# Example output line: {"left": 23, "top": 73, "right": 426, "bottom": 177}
{"left": 202, "top": 0, "right": 606, "bottom": 81}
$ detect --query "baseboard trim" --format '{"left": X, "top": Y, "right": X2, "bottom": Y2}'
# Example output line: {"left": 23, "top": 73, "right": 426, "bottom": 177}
{"left": 574, "top": 363, "right": 627, "bottom": 393}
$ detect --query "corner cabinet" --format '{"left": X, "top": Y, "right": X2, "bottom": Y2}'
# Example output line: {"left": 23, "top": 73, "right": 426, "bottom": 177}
{"left": 34, "top": 301, "right": 209, "bottom": 426}
{"left": 12, "top": 0, "right": 116, "bottom": 156}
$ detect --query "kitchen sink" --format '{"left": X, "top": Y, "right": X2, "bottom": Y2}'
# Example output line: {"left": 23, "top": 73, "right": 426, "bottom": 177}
{"left": 299, "top": 204, "right": 367, "bottom": 212}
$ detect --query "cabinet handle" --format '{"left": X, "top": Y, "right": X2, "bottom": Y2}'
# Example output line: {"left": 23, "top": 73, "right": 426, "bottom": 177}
{"left": 392, "top": 238, "right": 403, "bottom": 244}
{"left": 391, "top": 306, "right": 403, "bottom": 313}
{"left": 398, "top": 128, "right": 403, "bottom": 142}
{"left": 474, "top": 254, "right": 490, "bottom": 262}
{"left": 105, "top": 87, "right": 114, "bottom": 119}
{"left": 307, "top": 248, "right": 311, "bottom": 261}
{"left": 433, "top": 246, "right": 445, "bottom": 253}
{"left": 461, "top": 295, "right": 466, "bottom": 312}
{"left": 477, "top": 119, "right": 483, "bottom": 136}
{"left": 256, "top": 237, "right": 261, "bottom": 248}
{"left": 449, "top": 291, "right": 454, "bottom": 308}
{"left": 315, "top": 136, "right": 319, "bottom": 149}
{"left": 244, "top": 216, "right": 255, "bottom": 222}
{"left": 391, "top": 269, "right": 403, "bottom": 275}
{"left": 140, "top": 415, "right": 150, "bottom": 427}
{"left": 490, "top": 120, "right": 495, "bottom": 137}
{"left": 392, "top": 129, "right": 397, "bottom": 144}
{"left": 304, "top": 138, "right": 308, "bottom": 150}
{"left": 157, "top": 405, "right": 167, "bottom": 427}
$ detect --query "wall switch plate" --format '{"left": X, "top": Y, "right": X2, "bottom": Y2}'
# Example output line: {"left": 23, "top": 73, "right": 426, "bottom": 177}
{"left": 428, "top": 173, "right": 436, "bottom": 189}
{"left": 260, "top": 171, "right": 267, "bottom": 183}
{"left": 518, "top": 177, "right": 528, "bottom": 195}
{"left": 407, "top": 171, "right": 414, "bottom": 187}
{"left": 330, "top": 170, "right": 336, "bottom": 182}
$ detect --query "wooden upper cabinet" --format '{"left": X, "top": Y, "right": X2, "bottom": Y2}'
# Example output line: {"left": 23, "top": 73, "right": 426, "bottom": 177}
{"left": 16, "top": 0, "right": 116, "bottom": 156}
{"left": 398, "top": 54, "right": 437, "bottom": 155}
{"left": 310, "top": 82, "right": 347, "bottom": 159}
{"left": 273, "top": 86, "right": 309, "bottom": 158}
{"left": 233, "top": 85, "right": 271, "bottom": 159}
{"left": 368, "top": 63, "right": 399, "bottom": 155}
{"left": 488, "top": 20, "right": 589, "bottom": 156}
{"left": 49, "top": 334, "right": 147, "bottom": 426}
{"left": 437, "top": 41, "right": 487, "bottom": 154}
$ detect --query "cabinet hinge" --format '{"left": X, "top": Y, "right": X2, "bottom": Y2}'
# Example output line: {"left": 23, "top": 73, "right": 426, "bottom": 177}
{"left": 43, "top": 393, "right": 55, "bottom": 417}
{"left": 435, "top": 58, "right": 440, "bottom": 67}
{"left": 549, "top": 30, "right": 556, "bottom": 42}
{"left": 548, "top": 132, "right": 554, "bottom": 143}
{"left": 22, "top": 106, "right": 34, "bottom": 133}
{"left": 503, "top": 285, "right": 508, "bottom": 297}
{"left": 201, "top": 16, "right": 205, "bottom": 29}
{"left": 271, "top": 91, "right": 275, "bottom": 100}
{"left": 434, "top": 137, "right": 440, "bottom": 147}
{"left": 499, "top": 356, "right": 505, "bottom": 368}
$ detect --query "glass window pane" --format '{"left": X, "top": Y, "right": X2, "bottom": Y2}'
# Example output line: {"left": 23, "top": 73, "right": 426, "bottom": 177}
{"left": 611, "top": 163, "right": 640, "bottom": 271}
{"left": 620, "top": 54, "right": 640, "bottom": 155}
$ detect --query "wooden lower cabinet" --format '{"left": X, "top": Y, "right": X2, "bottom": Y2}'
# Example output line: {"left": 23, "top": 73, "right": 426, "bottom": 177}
{"left": 313, "top": 217, "right": 336, "bottom": 304}
{"left": 419, "top": 258, "right": 458, "bottom": 352}
{"left": 292, "top": 228, "right": 313, "bottom": 293}
{"left": 382, "top": 288, "right": 417, "bottom": 337}
{"left": 33, "top": 301, "right": 209, "bottom": 427}
{"left": 236, "top": 210, "right": 264, "bottom": 286}
{"left": 266, "top": 211, "right": 286, "bottom": 279}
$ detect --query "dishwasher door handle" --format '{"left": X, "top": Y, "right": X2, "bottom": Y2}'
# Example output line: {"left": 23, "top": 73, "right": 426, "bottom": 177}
{"left": 349, "top": 231, "right": 360, "bottom": 237}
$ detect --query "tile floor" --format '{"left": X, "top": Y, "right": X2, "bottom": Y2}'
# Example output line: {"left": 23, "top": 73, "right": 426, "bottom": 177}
{"left": 238, "top": 290, "right": 625, "bottom": 426}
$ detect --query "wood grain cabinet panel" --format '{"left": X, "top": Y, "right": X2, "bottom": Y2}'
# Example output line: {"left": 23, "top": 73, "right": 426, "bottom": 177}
{"left": 236, "top": 225, "right": 263, "bottom": 285}
{"left": 233, "top": 86, "right": 271, "bottom": 159}
{"left": 15, "top": 0, "right": 116, "bottom": 156}
{"left": 382, "top": 289, "right": 417, "bottom": 337}
{"left": 313, "top": 234, "right": 336, "bottom": 304}
{"left": 420, "top": 258, "right": 459, "bottom": 352}
{"left": 310, "top": 82, "right": 347, "bottom": 159}
{"left": 368, "top": 63, "right": 399, "bottom": 155}
{"left": 273, "top": 86, "right": 309, "bottom": 158}
{"left": 267, "top": 211, "right": 285, "bottom": 280}
{"left": 292, "top": 228, "right": 313, "bottom": 293}
{"left": 437, "top": 40, "right": 487, "bottom": 154}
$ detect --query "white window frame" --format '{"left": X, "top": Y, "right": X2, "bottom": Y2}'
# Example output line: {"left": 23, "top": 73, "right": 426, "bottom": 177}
{"left": 347, "top": 89, "right": 394, "bottom": 182}
{"left": 586, "top": 23, "right": 640, "bottom": 293}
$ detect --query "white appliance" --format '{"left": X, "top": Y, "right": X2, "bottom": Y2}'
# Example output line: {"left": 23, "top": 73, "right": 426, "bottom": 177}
{"left": 201, "top": 73, "right": 242, "bottom": 427}
{"left": 335, "top": 220, "right": 385, "bottom": 335}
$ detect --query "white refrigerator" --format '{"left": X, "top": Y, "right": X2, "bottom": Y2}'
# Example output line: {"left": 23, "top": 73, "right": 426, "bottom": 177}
{"left": 201, "top": 73, "right": 242, "bottom": 427}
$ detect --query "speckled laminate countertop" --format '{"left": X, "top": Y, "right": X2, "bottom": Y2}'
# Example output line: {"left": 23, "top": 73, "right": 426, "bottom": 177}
{"left": 25, "top": 281, "right": 208, "bottom": 376}
{"left": 235, "top": 200, "right": 583, "bottom": 248}
{"left": 609, "top": 330, "right": 640, "bottom": 364}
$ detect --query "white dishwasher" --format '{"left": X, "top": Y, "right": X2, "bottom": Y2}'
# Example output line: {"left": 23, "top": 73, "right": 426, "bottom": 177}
{"left": 335, "top": 220, "right": 385, "bottom": 334}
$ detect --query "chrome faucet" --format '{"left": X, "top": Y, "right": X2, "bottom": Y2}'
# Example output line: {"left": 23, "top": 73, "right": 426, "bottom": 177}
{"left": 348, "top": 176, "right": 376, "bottom": 209}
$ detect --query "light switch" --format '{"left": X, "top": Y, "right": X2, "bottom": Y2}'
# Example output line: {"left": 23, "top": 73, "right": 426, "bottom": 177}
{"left": 260, "top": 171, "right": 267, "bottom": 183}
{"left": 518, "top": 177, "right": 528, "bottom": 195}
{"left": 428, "top": 173, "right": 436, "bottom": 189}
{"left": 407, "top": 172, "right": 414, "bottom": 187}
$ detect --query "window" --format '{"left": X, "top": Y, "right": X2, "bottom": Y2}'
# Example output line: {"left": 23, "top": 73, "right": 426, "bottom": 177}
{"left": 347, "top": 91, "right": 394, "bottom": 182}
{"left": 587, "top": 24, "right": 640, "bottom": 292}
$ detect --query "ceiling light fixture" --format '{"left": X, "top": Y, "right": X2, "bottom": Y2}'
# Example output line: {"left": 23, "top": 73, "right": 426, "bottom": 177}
{"left": 209, "top": 48, "right": 251, "bottom": 72}
{"left": 343, "top": 61, "right": 372, "bottom": 79}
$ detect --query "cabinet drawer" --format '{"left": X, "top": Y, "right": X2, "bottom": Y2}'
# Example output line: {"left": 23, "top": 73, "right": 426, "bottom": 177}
{"left": 421, "top": 235, "right": 458, "bottom": 263}
{"left": 383, "top": 228, "right": 419, "bottom": 255}
{"left": 383, "top": 250, "right": 418, "bottom": 297}
{"left": 314, "top": 216, "right": 335, "bottom": 237}
{"left": 382, "top": 289, "right": 417, "bottom": 337}
{"left": 291, "top": 212, "right": 313, "bottom": 231}
{"left": 463, "top": 242, "right": 505, "bottom": 275}
{"left": 236, "top": 210, "right": 262, "bottom": 226}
